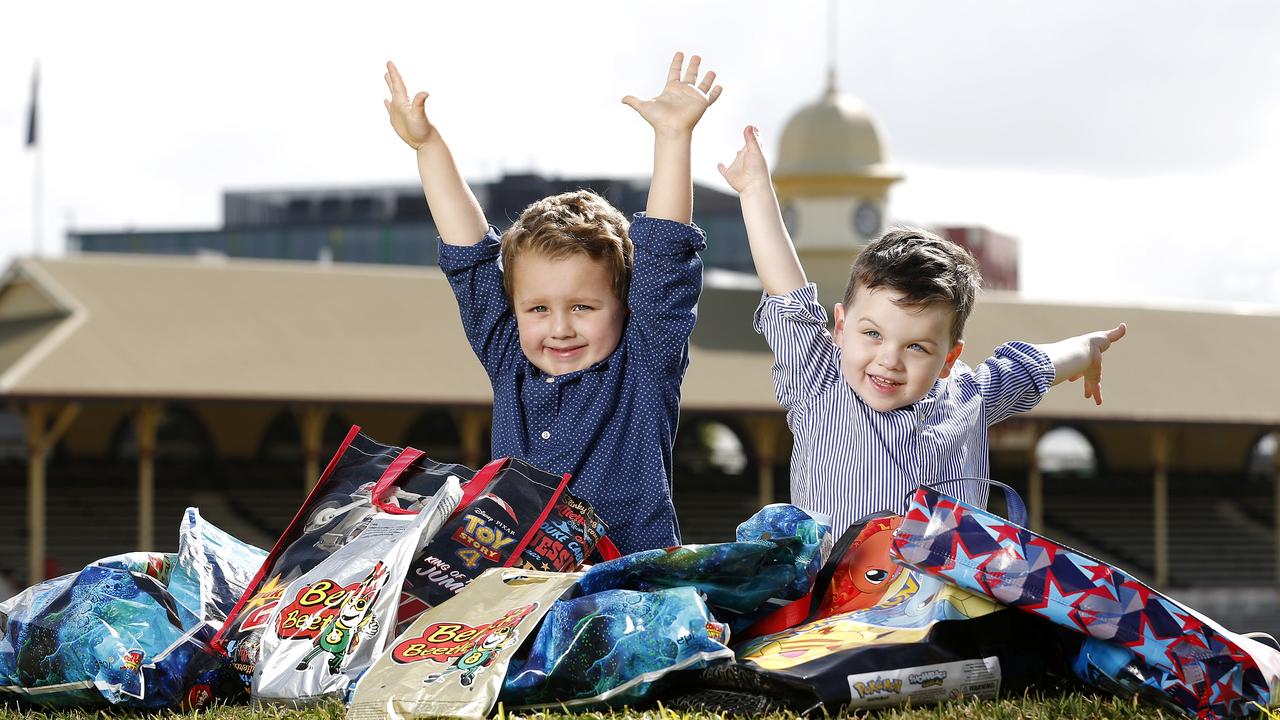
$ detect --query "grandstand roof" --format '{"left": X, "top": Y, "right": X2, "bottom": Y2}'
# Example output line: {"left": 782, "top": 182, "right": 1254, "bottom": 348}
{"left": 0, "top": 254, "right": 1277, "bottom": 425}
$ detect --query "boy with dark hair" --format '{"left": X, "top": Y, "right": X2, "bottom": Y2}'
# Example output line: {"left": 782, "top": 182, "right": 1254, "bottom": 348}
{"left": 383, "top": 53, "right": 721, "bottom": 554}
{"left": 719, "top": 125, "right": 1126, "bottom": 537}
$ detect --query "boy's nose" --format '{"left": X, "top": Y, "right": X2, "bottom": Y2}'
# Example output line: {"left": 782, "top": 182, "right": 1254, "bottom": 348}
{"left": 550, "top": 313, "right": 574, "bottom": 338}
{"left": 876, "top": 347, "right": 904, "bottom": 370}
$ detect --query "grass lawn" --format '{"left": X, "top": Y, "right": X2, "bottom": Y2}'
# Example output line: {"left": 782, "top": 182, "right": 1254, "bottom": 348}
{"left": 0, "top": 693, "right": 1186, "bottom": 720}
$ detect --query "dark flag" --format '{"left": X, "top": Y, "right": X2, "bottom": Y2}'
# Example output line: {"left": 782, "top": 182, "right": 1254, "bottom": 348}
{"left": 25, "top": 64, "right": 38, "bottom": 148}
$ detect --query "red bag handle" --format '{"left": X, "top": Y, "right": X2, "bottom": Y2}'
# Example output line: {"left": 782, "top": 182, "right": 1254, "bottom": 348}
{"left": 446, "top": 457, "right": 508, "bottom": 519}
{"left": 594, "top": 536, "right": 622, "bottom": 562}
{"left": 370, "top": 447, "right": 426, "bottom": 514}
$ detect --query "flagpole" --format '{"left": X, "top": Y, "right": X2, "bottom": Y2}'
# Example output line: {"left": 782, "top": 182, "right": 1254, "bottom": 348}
{"left": 29, "top": 62, "right": 42, "bottom": 258}
{"left": 33, "top": 133, "right": 42, "bottom": 258}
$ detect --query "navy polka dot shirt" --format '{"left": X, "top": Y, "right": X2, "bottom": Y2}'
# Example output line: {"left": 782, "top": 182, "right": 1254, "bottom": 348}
{"left": 439, "top": 214, "right": 706, "bottom": 555}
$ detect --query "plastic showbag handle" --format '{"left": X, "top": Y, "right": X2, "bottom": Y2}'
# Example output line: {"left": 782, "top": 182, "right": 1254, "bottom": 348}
{"left": 912, "top": 477, "right": 1028, "bottom": 528}
{"left": 370, "top": 447, "right": 426, "bottom": 514}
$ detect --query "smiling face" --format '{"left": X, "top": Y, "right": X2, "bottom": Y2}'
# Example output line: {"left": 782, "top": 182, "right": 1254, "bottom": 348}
{"left": 511, "top": 251, "right": 626, "bottom": 376}
{"left": 833, "top": 284, "right": 964, "bottom": 413}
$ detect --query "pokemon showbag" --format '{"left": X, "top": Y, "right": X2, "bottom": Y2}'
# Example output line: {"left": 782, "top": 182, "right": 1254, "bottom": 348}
{"left": 0, "top": 509, "right": 266, "bottom": 709}
{"left": 398, "top": 457, "right": 614, "bottom": 630}
{"left": 251, "top": 476, "right": 462, "bottom": 704}
{"left": 892, "top": 480, "right": 1280, "bottom": 719}
{"left": 347, "top": 568, "right": 579, "bottom": 720}
{"left": 672, "top": 511, "right": 1067, "bottom": 714}
{"left": 213, "top": 427, "right": 474, "bottom": 693}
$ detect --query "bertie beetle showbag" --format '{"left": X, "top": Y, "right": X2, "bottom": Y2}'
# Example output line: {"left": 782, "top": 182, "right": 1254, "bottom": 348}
{"left": 251, "top": 476, "right": 462, "bottom": 704}
{"left": 347, "top": 568, "right": 579, "bottom": 720}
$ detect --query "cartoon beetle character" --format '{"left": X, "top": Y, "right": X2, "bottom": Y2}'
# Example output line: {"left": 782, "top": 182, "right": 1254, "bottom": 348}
{"left": 295, "top": 563, "right": 386, "bottom": 674}
{"left": 423, "top": 625, "right": 519, "bottom": 688}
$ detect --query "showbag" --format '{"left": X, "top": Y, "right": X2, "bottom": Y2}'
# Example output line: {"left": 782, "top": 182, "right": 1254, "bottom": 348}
{"left": 213, "top": 427, "right": 473, "bottom": 694}
{"left": 891, "top": 481, "right": 1280, "bottom": 719}
{"left": 347, "top": 568, "right": 578, "bottom": 720}
{"left": 251, "top": 476, "right": 462, "bottom": 704}
{"left": 0, "top": 509, "right": 266, "bottom": 709}
{"left": 398, "top": 457, "right": 613, "bottom": 629}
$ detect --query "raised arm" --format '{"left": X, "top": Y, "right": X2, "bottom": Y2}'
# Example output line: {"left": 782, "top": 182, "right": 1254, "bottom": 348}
{"left": 718, "top": 125, "right": 807, "bottom": 296}
{"left": 384, "top": 61, "right": 488, "bottom": 246}
{"left": 1036, "top": 323, "right": 1128, "bottom": 405}
{"left": 622, "top": 52, "right": 722, "bottom": 224}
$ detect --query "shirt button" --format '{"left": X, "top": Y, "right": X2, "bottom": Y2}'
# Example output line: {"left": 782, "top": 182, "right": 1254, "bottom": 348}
{"left": 540, "top": 431, "right": 551, "bottom": 440}
{"left": 545, "top": 377, "right": 555, "bottom": 383}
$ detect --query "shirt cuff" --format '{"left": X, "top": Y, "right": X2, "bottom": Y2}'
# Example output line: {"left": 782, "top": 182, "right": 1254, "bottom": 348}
{"left": 753, "top": 283, "right": 828, "bottom": 333}
{"left": 629, "top": 213, "right": 707, "bottom": 255}
{"left": 994, "top": 340, "right": 1056, "bottom": 394}
{"left": 437, "top": 226, "right": 502, "bottom": 273}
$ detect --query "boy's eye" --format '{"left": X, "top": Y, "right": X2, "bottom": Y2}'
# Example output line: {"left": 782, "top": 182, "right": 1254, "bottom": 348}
{"left": 572, "top": 304, "right": 593, "bottom": 312}
{"left": 862, "top": 330, "right": 881, "bottom": 340}
{"left": 529, "top": 305, "right": 548, "bottom": 313}
{"left": 909, "top": 343, "right": 928, "bottom": 353}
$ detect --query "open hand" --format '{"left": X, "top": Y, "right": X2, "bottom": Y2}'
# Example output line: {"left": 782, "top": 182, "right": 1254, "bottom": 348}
{"left": 718, "top": 125, "right": 772, "bottom": 195}
{"left": 384, "top": 61, "right": 434, "bottom": 150}
{"left": 622, "top": 51, "right": 722, "bottom": 134}
{"left": 1067, "top": 323, "right": 1127, "bottom": 405}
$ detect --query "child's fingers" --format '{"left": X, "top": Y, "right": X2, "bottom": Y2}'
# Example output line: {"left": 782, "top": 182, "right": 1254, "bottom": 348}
{"left": 717, "top": 162, "right": 730, "bottom": 180}
{"left": 412, "top": 91, "right": 428, "bottom": 110}
{"left": 698, "top": 70, "right": 716, "bottom": 94}
{"left": 1107, "top": 323, "right": 1127, "bottom": 343}
{"left": 707, "top": 85, "right": 723, "bottom": 105}
{"left": 683, "top": 54, "right": 701, "bottom": 85}
{"left": 621, "top": 95, "right": 642, "bottom": 112}
{"left": 666, "top": 52, "right": 684, "bottom": 85}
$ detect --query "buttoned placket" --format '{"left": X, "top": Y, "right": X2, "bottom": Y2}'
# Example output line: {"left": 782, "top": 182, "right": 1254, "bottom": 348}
{"left": 527, "top": 370, "right": 563, "bottom": 446}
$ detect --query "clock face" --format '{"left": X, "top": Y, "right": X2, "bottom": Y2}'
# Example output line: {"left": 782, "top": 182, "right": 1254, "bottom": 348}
{"left": 781, "top": 203, "right": 799, "bottom": 235}
{"left": 853, "top": 202, "right": 882, "bottom": 238}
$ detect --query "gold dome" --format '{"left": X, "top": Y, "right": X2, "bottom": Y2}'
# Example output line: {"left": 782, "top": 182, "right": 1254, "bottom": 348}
{"left": 775, "top": 72, "right": 891, "bottom": 178}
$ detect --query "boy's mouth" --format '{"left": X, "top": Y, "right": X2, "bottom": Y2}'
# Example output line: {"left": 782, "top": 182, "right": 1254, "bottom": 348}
{"left": 867, "top": 374, "right": 904, "bottom": 392}
{"left": 546, "top": 345, "right": 586, "bottom": 360}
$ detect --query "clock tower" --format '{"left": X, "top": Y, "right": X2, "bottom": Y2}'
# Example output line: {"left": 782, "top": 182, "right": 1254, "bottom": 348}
{"left": 773, "top": 68, "right": 902, "bottom": 302}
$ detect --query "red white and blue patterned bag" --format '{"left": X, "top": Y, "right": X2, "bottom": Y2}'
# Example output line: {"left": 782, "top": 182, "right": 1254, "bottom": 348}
{"left": 891, "top": 479, "right": 1280, "bottom": 719}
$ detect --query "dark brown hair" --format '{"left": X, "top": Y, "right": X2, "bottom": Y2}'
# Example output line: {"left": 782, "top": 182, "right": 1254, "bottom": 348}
{"left": 843, "top": 227, "right": 982, "bottom": 343}
{"left": 501, "top": 190, "right": 633, "bottom": 303}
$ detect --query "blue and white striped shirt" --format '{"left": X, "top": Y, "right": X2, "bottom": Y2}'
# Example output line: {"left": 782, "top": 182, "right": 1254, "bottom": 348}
{"left": 754, "top": 284, "right": 1055, "bottom": 539}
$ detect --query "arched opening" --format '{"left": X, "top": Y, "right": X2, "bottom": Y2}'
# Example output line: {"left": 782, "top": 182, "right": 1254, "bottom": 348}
{"left": 1247, "top": 432, "right": 1277, "bottom": 481}
{"left": 1036, "top": 425, "right": 1098, "bottom": 478}
{"left": 255, "top": 409, "right": 352, "bottom": 464}
{"left": 673, "top": 417, "right": 756, "bottom": 544}
{"left": 402, "top": 409, "right": 465, "bottom": 464}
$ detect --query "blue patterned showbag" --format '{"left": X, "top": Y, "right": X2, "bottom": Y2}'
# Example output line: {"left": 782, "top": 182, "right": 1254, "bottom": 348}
{"left": 891, "top": 482, "right": 1280, "bottom": 719}
{"left": 0, "top": 509, "right": 267, "bottom": 709}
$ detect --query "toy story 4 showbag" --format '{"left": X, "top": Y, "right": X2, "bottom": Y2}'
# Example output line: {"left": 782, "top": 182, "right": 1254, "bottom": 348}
{"left": 0, "top": 508, "right": 267, "bottom": 709}
{"left": 213, "top": 427, "right": 474, "bottom": 694}
{"left": 891, "top": 479, "right": 1280, "bottom": 719}
{"left": 398, "top": 456, "right": 616, "bottom": 631}
{"left": 678, "top": 508, "right": 1068, "bottom": 714}
{"left": 251, "top": 473, "right": 462, "bottom": 704}
{"left": 347, "top": 568, "right": 579, "bottom": 720}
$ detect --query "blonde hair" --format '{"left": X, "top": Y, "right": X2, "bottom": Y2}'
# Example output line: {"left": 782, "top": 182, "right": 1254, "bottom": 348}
{"left": 501, "top": 190, "right": 633, "bottom": 303}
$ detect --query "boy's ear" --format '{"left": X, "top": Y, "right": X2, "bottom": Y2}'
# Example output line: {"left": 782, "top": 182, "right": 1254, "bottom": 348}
{"left": 938, "top": 340, "right": 965, "bottom": 379}
{"left": 832, "top": 303, "right": 847, "bottom": 343}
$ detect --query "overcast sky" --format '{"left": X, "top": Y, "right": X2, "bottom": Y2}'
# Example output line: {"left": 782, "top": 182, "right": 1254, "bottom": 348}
{"left": 3, "top": 1, "right": 1278, "bottom": 308}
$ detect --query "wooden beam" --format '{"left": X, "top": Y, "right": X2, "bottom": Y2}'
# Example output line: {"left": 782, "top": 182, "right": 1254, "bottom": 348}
{"left": 743, "top": 416, "right": 783, "bottom": 509}
{"left": 1152, "top": 426, "right": 1170, "bottom": 587}
{"left": 451, "top": 408, "right": 490, "bottom": 470}
{"left": 134, "top": 403, "right": 163, "bottom": 552}
{"left": 297, "top": 404, "right": 328, "bottom": 494}
{"left": 23, "top": 402, "right": 81, "bottom": 585}
{"left": 1026, "top": 421, "right": 1044, "bottom": 533}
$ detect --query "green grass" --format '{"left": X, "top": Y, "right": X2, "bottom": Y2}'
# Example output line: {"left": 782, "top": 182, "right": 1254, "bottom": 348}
{"left": 0, "top": 693, "right": 1182, "bottom": 720}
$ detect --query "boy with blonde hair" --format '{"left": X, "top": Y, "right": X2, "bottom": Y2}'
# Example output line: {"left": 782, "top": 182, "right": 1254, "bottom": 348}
{"left": 384, "top": 53, "right": 721, "bottom": 554}
{"left": 719, "top": 125, "right": 1126, "bottom": 538}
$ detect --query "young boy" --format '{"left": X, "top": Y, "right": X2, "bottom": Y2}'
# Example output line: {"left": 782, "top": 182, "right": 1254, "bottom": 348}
{"left": 383, "top": 53, "right": 722, "bottom": 555}
{"left": 718, "top": 125, "right": 1126, "bottom": 538}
